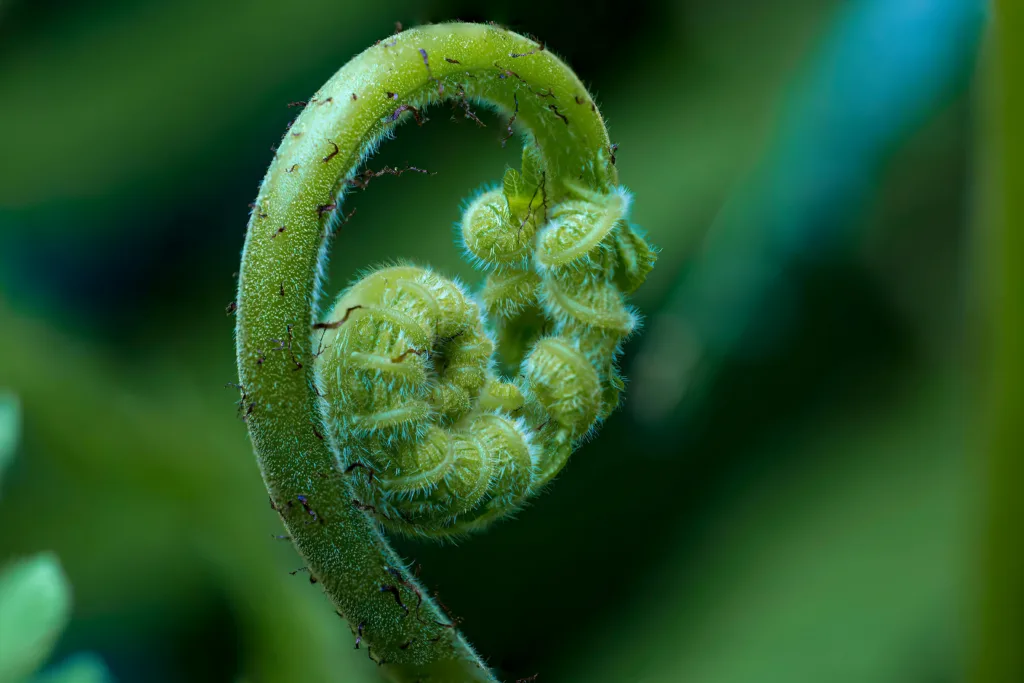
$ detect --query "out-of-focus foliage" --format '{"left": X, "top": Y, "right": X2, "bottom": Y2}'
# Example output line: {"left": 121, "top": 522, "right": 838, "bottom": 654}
{"left": 0, "top": 0, "right": 999, "bottom": 681}
{"left": 0, "top": 554, "right": 72, "bottom": 683}
{"left": 569, "top": 374, "right": 971, "bottom": 683}
{"left": 32, "top": 654, "right": 114, "bottom": 683}
{"left": 632, "top": 0, "right": 986, "bottom": 425}
{"left": 973, "top": 3, "right": 1024, "bottom": 682}
{"left": 0, "top": 394, "right": 17, "bottom": 489}
{"left": 0, "top": 399, "right": 114, "bottom": 683}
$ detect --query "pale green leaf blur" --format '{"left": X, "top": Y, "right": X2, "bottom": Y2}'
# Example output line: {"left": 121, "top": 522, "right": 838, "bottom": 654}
{"left": 0, "top": 394, "right": 17, "bottom": 490}
{"left": 0, "top": 554, "right": 71, "bottom": 683}
{"left": 32, "top": 654, "right": 116, "bottom": 683}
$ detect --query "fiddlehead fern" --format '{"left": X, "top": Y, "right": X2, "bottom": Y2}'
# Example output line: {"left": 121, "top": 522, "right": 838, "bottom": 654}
{"left": 235, "top": 22, "right": 655, "bottom": 681}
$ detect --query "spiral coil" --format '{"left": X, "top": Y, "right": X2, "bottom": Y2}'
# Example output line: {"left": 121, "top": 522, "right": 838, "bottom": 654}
{"left": 315, "top": 149, "right": 656, "bottom": 537}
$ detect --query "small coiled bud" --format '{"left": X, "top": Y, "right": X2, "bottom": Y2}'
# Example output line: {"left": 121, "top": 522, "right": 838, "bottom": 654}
{"left": 535, "top": 198, "right": 623, "bottom": 271}
{"left": 460, "top": 189, "right": 536, "bottom": 270}
{"left": 480, "top": 268, "right": 541, "bottom": 319}
{"left": 454, "top": 413, "right": 537, "bottom": 532}
{"left": 540, "top": 274, "right": 636, "bottom": 337}
{"left": 523, "top": 336, "right": 602, "bottom": 438}
{"left": 318, "top": 265, "right": 545, "bottom": 537}
{"left": 611, "top": 222, "right": 658, "bottom": 294}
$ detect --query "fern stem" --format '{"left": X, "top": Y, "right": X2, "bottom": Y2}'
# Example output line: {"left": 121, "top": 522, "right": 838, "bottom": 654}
{"left": 235, "top": 23, "right": 617, "bottom": 680}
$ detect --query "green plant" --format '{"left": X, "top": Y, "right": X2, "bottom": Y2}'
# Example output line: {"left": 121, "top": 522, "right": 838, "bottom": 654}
{"left": 234, "top": 22, "right": 654, "bottom": 681}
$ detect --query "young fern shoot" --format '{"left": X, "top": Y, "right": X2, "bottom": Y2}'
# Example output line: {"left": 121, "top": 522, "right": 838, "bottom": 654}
{"left": 235, "top": 22, "right": 655, "bottom": 682}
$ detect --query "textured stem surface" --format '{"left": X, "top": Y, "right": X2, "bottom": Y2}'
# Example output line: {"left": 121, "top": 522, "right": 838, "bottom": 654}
{"left": 235, "top": 23, "right": 615, "bottom": 680}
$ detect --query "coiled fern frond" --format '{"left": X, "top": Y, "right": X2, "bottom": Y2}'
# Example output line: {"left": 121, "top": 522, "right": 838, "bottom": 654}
{"left": 235, "top": 22, "right": 654, "bottom": 681}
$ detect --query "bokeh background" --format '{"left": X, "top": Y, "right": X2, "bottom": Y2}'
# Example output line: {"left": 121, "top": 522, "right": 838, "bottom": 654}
{"left": 1, "top": 1, "right": 1019, "bottom": 682}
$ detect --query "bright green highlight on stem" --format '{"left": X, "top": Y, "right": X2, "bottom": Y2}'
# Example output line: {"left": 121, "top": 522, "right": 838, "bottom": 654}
{"left": 235, "top": 22, "right": 654, "bottom": 680}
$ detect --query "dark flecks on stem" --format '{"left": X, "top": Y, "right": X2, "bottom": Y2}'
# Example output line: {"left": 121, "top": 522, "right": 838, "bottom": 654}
{"left": 346, "top": 165, "right": 432, "bottom": 190}
{"left": 516, "top": 172, "right": 548, "bottom": 245}
{"left": 390, "top": 348, "right": 426, "bottom": 363}
{"left": 322, "top": 141, "right": 340, "bottom": 163}
{"left": 269, "top": 325, "right": 303, "bottom": 371}
{"left": 513, "top": 33, "right": 545, "bottom": 57}
{"left": 296, "top": 494, "right": 323, "bottom": 525}
{"left": 352, "top": 499, "right": 380, "bottom": 515}
{"left": 313, "top": 328, "right": 328, "bottom": 359}
{"left": 494, "top": 62, "right": 523, "bottom": 83}
{"left": 452, "top": 85, "right": 485, "bottom": 127}
{"left": 389, "top": 104, "right": 425, "bottom": 125}
{"left": 338, "top": 207, "right": 357, "bottom": 225}
{"left": 354, "top": 620, "right": 365, "bottom": 649}
{"left": 286, "top": 324, "right": 303, "bottom": 370}
{"left": 510, "top": 46, "right": 542, "bottom": 58}
{"left": 432, "top": 590, "right": 460, "bottom": 628}
{"left": 345, "top": 461, "right": 376, "bottom": 482}
{"left": 418, "top": 48, "right": 444, "bottom": 95}
{"left": 269, "top": 496, "right": 292, "bottom": 513}
{"left": 502, "top": 94, "right": 519, "bottom": 147}
{"left": 235, "top": 385, "right": 255, "bottom": 420}
{"left": 288, "top": 566, "right": 319, "bottom": 583}
{"left": 313, "top": 304, "right": 363, "bottom": 330}
{"left": 380, "top": 584, "right": 410, "bottom": 615}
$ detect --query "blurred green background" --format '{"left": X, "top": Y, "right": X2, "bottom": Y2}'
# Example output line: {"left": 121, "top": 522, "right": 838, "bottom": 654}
{"left": 0, "top": 1, "right": 1017, "bottom": 682}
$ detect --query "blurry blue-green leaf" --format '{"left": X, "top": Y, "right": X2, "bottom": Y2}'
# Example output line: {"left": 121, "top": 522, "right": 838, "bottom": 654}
{"left": 0, "top": 553, "right": 71, "bottom": 683}
{"left": 632, "top": 0, "right": 985, "bottom": 424}
{"left": 31, "top": 654, "right": 113, "bottom": 683}
{"left": 0, "top": 392, "right": 17, "bottom": 488}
